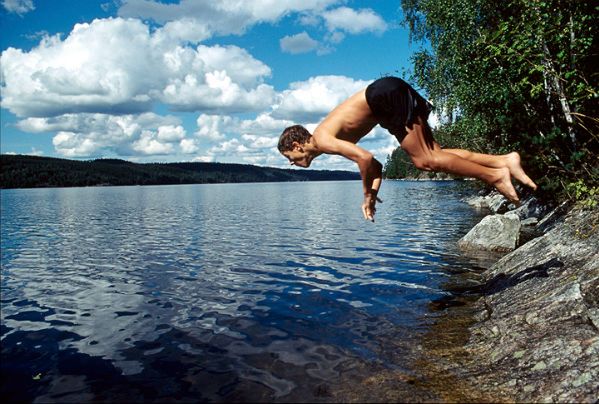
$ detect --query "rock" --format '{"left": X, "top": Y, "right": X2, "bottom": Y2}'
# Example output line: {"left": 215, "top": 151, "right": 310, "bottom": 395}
{"left": 513, "top": 350, "right": 526, "bottom": 359}
{"left": 521, "top": 217, "right": 539, "bottom": 226}
{"left": 458, "top": 214, "right": 521, "bottom": 252}
{"left": 572, "top": 372, "right": 593, "bottom": 388}
{"left": 510, "top": 196, "right": 548, "bottom": 220}
{"left": 461, "top": 207, "right": 599, "bottom": 402}
{"left": 536, "top": 201, "right": 570, "bottom": 233}
{"left": 488, "top": 193, "right": 509, "bottom": 213}
{"left": 464, "top": 191, "right": 509, "bottom": 213}
{"left": 587, "top": 309, "right": 599, "bottom": 331}
{"left": 465, "top": 195, "right": 486, "bottom": 208}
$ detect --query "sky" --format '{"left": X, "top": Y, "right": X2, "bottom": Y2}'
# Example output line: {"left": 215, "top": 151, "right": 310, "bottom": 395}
{"left": 0, "top": 0, "right": 428, "bottom": 171}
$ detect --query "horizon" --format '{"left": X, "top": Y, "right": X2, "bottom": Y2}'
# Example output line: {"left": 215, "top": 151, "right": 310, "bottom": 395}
{"left": 0, "top": 152, "right": 361, "bottom": 172}
{"left": 1, "top": 0, "right": 431, "bottom": 172}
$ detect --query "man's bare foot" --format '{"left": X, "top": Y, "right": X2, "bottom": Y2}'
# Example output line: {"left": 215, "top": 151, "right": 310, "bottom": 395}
{"left": 505, "top": 152, "right": 537, "bottom": 190}
{"left": 493, "top": 167, "right": 520, "bottom": 204}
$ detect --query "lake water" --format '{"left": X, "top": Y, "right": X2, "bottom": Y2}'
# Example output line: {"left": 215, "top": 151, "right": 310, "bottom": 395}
{"left": 1, "top": 181, "right": 487, "bottom": 402}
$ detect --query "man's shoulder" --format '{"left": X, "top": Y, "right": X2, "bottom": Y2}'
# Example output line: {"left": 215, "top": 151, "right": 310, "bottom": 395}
{"left": 312, "top": 126, "right": 330, "bottom": 142}
{"left": 312, "top": 126, "right": 341, "bottom": 152}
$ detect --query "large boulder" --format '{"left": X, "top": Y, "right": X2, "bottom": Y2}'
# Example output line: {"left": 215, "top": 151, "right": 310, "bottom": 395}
{"left": 458, "top": 213, "right": 521, "bottom": 252}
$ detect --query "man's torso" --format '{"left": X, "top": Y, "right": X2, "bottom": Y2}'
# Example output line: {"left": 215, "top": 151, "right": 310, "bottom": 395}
{"left": 313, "top": 88, "right": 377, "bottom": 145}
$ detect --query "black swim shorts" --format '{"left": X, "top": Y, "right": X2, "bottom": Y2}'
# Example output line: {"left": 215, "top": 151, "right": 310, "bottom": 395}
{"left": 365, "top": 77, "right": 433, "bottom": 143}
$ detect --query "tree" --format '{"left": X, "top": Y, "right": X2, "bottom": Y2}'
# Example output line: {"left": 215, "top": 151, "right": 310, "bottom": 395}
{"left": 389, "top": 0, "right": 598, "bottom": 198}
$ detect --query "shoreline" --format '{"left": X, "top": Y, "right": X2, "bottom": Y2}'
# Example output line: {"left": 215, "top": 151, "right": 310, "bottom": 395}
{"left": 454, "top": 203, "right": 598, "bottom": 402}
{"left": 422, "top": 196, "right": 598, "bottom": 402}
{"left": 335, "top": 192, "right": 598, "bottom": 402}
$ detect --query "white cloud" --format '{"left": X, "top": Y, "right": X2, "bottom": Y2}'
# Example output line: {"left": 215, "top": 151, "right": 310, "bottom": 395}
{"left": 322, "top": 7, "right": 387, "bottom": 35}
{"left": 53, "top": 132, "right": 98, "bottom": 157}
{"left": 190, "top": 112, "right": 294, "bottom": 167}
{"left": 118, "top": 0, "right": 340, "bottom": 37}
{"left": 156, "top": 125, "right": 185, "bottom": 142}
{"left": 0, "top": 18, "right": 275, "bottom": 118}
{"left": 132, "top": 130, "right": 175, "bottom": 155}
{"left": 180, "top": 138, "right": 199, "bottom": 154}
{"left": 192, "top": 155, "right": 214, "bottom": 163}
{"left": 5, "top": 147, "right": 44, "bottom": 156}
{"left": 280, "top": 32, "right": 319, "bottom": 54}
{"left": 18, "top": 113, "right": 190, "bottom": 157}
{"left": 239, "top": 113, "right": 294, "bottom": 136}
{"left": 160, "top": 43, "right": 276, "bottom": 112}
{"left": 195, "top": 114, "right": 232, "bottom": 142}
{"left": 166, "top": 44, "right": 272, "bottom": 88}
{"left": 297, "top": 13, "right": 320, "bottom": 27}
{"left": 116, "top": 1, "right": 387, "bottom": 57}
{"left": 195, "top": 112, "right": 292, "bottom": 142}
{"left": 210, "top": 138, "right": 248, "bottom": 154}
{"left": 325, "top": 31, "right": 345, "bottom": 44}
{"left": 272, "top": 75, "right": 370, "bottom": 121}
{"left": 152, "top": 18, "right": 211, "bottom": 45}
{"left": 2, "top": 0, "right": 34, "bottom": 15}
{"left": 1, "top": 19, "right": 159, "bottom": 117}
{"left": 241, "top": 134, "right": 278, "bottom": 149}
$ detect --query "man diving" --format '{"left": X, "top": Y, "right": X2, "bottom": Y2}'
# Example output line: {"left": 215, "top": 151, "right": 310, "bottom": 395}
{"left": 278, "top": 76, "right": 537, "bottom": 221}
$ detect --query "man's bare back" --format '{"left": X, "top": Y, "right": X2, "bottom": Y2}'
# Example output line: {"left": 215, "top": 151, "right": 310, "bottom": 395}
{"left": 313, "top": 89, "right": 378, "bottom": 145}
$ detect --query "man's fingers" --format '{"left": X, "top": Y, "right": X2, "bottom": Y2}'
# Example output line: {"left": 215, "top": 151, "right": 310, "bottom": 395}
{"left": 362, "top": 204, "right": 374, "bottom": 221}
{"left": 367, "top": 206, "right": 374, "bottom": 221}
{"left": 376, "top": 197, "right": 383, "bottom": 203}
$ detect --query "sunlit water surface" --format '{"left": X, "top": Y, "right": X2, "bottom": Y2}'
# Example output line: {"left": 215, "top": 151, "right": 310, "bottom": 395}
{"left": 1, "top": 181, "right": 486, "bottom": 402}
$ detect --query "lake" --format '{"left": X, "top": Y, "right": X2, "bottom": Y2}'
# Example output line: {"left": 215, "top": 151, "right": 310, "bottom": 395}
{"left": 1, "top": 181, "right": 488, "bottom": 402}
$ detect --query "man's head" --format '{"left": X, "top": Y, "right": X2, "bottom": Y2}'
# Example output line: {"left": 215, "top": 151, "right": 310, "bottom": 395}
{"left": 278, "top": 125, "right": 317, "bottom": 168}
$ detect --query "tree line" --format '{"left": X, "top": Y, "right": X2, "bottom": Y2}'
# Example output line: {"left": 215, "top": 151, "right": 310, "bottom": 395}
{"left": 385, "top": 0, "right": 597, "bottom": 203}
{"left": 0, "top": 155, "right": 359, "bottom": 189}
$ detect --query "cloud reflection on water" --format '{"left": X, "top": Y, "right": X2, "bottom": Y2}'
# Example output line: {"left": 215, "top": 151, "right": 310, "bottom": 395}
{"left": 1, "top": 181, "right": 483, "bottom": 401}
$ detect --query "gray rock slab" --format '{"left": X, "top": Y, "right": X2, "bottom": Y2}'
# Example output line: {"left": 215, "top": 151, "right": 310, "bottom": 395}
{"left": 458, "top": 214, "right": 521, "bottom": 252}
{"left": 464, "top": 207, "right": 599, "bottom": 402}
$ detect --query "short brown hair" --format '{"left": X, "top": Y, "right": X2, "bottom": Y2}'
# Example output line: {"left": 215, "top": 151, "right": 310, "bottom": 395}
{"left": 278, "top": 125, "right": 311, "bottom": 152}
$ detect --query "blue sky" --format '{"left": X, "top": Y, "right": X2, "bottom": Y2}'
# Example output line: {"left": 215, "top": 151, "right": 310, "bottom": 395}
{"left": 1, "top": 0, "right": 426, "bottom": 170}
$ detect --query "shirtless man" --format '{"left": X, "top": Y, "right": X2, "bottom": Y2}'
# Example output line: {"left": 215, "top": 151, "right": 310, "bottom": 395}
{"left": 278, "top": 77, "right": 537, "bottom": 221}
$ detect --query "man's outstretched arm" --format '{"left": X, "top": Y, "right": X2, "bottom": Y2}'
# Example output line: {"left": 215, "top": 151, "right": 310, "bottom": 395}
{"left": 358, "top": 154, "right": 383, "bottom": 221}
{"left": 314, "top": 135, "right": 383, "bottom": 220}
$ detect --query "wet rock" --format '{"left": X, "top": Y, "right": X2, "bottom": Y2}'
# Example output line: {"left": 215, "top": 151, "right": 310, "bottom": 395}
{"left": 536, "top": 201, "right": 570, "bottom": 233}
{"left": 458, "top": 214, "right": 521, "bottom": 252}
{"left": 464, "top": 191, "right": 509, "bottom": 213}
{"left": 461, "top": 207, "right": 599, "bottom": 402}
{"left": 510, "top": 196, "right": 548, "bottom": 220}
{"left": 521, "top": 217, "right": 539, "bottom": 226}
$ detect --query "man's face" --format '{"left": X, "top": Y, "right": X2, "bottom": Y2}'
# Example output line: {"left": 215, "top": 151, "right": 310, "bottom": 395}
{"left": 282, "top": 146, "right": 312, "bottom": 168}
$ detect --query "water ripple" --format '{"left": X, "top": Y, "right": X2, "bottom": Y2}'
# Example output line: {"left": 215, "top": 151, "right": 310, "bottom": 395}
{"left": 1, "top": 181, "right": 485, "bottom": 401}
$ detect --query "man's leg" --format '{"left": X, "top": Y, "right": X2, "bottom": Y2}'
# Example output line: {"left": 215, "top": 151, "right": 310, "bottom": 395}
{"left": 442, "top": 148, "right": 537, "bottom": 190}
{"left": 399, "top": 117, "right": 521, "bottom": 202}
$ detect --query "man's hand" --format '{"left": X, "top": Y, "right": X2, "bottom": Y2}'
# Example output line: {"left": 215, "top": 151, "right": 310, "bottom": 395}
{"left": 361, "top": 193, "right": 382, "bottom": 222}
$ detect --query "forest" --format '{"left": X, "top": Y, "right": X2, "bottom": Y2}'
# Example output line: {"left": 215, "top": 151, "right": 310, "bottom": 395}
{"left": 0, "top": 155, "right": 359, "bottom": 189}
{"left": 385, "top": 0, "right": 598, "bottom": 204}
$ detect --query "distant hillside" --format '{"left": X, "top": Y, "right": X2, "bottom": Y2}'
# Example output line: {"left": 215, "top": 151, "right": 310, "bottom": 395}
{"left": 0, "top": 155, "right": 359, "bottom": 189}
